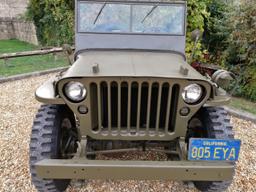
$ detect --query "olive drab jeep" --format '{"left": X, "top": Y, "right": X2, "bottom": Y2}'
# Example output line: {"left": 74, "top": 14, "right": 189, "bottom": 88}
{"left": 29, "top": 1, "right": 241, "bottom": 192}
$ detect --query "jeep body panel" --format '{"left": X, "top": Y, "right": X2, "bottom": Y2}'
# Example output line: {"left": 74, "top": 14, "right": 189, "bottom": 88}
{"left": 36, "top": 159, "right": 234, "bottom": 181}
{"left": 62, "top": 50, "right": 206, "bottom": 79}
{"left": 52, "top": 50, "right": 212, "bottom": 141}
{"left": 35, "top": 78, "right": 65, "bottom": 104}
{"left": 57, "top": 78, "right": 211, "bottom": 141}
{"left": 35, "top": 50, "right": 231, "bottom": 110}
{"left": 35, "top": 80, "right": 231, "bottom": 107}
{"left": 75, "top": 33, "right": 186, "bottom": 57}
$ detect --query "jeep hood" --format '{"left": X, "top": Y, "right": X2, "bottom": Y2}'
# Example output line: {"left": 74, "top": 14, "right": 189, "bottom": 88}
{"left": 61, "top": 50, "right": 206, "bottom": 80}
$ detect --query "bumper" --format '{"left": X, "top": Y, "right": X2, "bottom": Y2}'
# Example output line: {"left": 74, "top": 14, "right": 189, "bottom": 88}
{"left": 35, "top": 159, "right": 234, "bottom": 181}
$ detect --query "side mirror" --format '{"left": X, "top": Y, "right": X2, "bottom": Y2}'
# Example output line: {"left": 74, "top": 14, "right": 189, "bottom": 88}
{"left": 191, "top": 29, "right": 202, "bottom": 42}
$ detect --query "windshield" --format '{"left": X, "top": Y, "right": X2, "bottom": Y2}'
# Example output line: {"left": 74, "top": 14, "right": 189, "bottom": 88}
{"left": 78, "top": 2, "right": 185, "bottom": 35}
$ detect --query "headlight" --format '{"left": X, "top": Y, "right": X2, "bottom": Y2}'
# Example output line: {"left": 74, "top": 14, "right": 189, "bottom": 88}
{"left": 64, "top": 82, "right": 86, "bottom": 102}
{"left": 182, "top": 84, "right": 203, "bottom": 104}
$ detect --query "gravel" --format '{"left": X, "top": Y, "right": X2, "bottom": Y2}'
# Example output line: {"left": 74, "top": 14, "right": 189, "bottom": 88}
{"left": 0, "top": 74, "right": 256, "bottom": 192}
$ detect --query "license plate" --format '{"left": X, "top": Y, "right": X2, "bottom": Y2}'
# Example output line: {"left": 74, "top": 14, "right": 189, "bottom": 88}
{"left": 188, "top": 138, "right": 241, "bottom": 161}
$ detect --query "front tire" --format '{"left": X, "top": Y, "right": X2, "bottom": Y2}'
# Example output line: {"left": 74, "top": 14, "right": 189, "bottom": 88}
{"left": 192, "top": 107, "right": 235, "bottom": 192}
{"left": 30, "top": 105, "right": 77, "bottom": 192}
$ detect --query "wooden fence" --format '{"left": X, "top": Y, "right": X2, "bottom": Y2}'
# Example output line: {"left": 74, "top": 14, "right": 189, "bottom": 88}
{"left": 0, "top": 46, "right": 75, "bottom": 60}
{"left": 0, "top": 46, "right": 75, "bottom": 70}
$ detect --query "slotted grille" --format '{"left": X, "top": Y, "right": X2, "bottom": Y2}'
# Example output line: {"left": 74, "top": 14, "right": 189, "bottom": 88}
{"left": 89, "top": 81, "right": 180, "bottom": 136}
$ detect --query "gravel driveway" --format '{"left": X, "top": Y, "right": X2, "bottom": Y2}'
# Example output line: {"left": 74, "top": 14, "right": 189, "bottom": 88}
{"left": 0, "top": 74, "right": 255, "bottom": 192}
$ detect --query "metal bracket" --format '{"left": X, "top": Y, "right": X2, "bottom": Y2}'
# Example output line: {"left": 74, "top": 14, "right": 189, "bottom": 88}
{"left": 92, "top": 63, "right": 100, "bottom": 74}
{"left": 179, "top": 66, "right": 189, "bottom": 76}
{"left": 177, "top": 137, "right": 187, "bottom": 160}
{"left": 74, "top": 138, "right": 87, "bottom": 158}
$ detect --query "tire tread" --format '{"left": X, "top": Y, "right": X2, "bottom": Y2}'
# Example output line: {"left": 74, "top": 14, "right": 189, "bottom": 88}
{"left": 30, "top": 105, "right": 70, "bottom": 192}
{"left": 194, "top": 107, "right": 234, "bottom": 192}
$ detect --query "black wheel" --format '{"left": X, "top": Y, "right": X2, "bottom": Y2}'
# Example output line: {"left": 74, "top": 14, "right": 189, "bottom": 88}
{"left": 190, "top": 107, "right": 234, "bottom": 192}
{"left": 30, "top": 105, "right": 78, "bottom": 192}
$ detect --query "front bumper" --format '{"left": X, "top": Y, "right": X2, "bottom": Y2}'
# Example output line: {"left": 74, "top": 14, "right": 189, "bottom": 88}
{"left": 35, "top": 159, "right": 234, "bottom": 181}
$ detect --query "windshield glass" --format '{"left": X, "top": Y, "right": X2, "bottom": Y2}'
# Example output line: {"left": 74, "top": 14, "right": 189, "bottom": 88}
{"left": 78, "top": 2, "right": 185, "bottom": 35}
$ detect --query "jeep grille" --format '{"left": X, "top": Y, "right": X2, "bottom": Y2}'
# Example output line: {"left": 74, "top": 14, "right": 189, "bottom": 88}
{"left": 89, "top": 80, "right": 180, "bottom": 136}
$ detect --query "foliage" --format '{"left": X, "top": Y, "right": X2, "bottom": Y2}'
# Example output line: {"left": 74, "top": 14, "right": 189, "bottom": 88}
{"left": 201, "top": 0, "right": 256, "bottom": 101}
{"left": 224, "top": 0, "right": 256, "bottom": 101}
{"left": 203, "top": 0, "right": 231, "bottom": 64}
{"left": 27, "top": 0, "right": 75, "bottom": 46}
{"left": 186, "top": 0, "right": 211, "bottom": 60}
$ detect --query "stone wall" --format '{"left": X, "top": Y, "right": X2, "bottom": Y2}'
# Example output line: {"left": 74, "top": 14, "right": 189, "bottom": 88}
{"left": 0, "top": 0, "right": 29, "bottom": 18}
{"left": 0, "top": 18, "right": 38, "bottom": 45}
{"left": 0, "top": 0, "right": 38, "bottom": 45}
{"left": 0, "top": 18, "right": 14, "bottom": 39}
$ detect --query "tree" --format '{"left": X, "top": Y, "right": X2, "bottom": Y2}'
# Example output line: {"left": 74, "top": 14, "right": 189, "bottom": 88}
{"left": 224, "top": 0, "right": 256, "bottom": 100}
{"left": 203, "top": 0, "right": 230, "bottom": 63}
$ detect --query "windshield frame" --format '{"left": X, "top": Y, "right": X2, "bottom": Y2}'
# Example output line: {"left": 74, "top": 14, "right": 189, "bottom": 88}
{"left": 76, "top": 0, "right": 187, "bottom": 36}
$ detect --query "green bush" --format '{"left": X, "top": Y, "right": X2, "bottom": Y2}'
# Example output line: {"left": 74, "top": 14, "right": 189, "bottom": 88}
{"left": 186, "top": 0, "right": 211, "bottom": 60}
{"left": 203, "top": 0, "right": 231, "bottom": 64}
{"left": 27, "top": 0, "right": 75, "bottom": 46}
{"left": 224, "top": 0, "right": 256, "bottom": 101}
{"left": 200, "top": 0, "right": 256, "bottom": 101}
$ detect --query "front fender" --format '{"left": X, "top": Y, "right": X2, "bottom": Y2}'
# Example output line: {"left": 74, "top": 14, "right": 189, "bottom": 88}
{"left": 35, "top": 79, "right": 65, "bottom": 104}
{"left": 204, "top": 87, "right": 231, "bottom": 107}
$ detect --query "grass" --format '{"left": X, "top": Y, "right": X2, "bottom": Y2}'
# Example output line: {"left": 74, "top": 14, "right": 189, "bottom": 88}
{"left": 229, "top": 97, "right": 256, "bottom": 115}
{"left": 0, "top": 39, "right": 69, "bottom": 77}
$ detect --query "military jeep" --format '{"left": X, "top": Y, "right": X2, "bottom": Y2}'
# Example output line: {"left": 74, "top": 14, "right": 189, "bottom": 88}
{"left": 30, "top": 0, "right": 241, "bottom": 192}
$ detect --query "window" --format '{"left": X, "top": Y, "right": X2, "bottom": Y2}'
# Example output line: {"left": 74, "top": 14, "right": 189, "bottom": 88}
{"left": 78, "top": 2, "right": 185, "bottom": 35}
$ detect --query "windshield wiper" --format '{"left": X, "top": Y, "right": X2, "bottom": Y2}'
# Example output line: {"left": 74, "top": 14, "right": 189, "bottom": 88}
{"left": 93, "top": 3, "right": 107, "bottom": 24}
{"left": 141, "top": 5, "right": 158, "bottom": 23}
